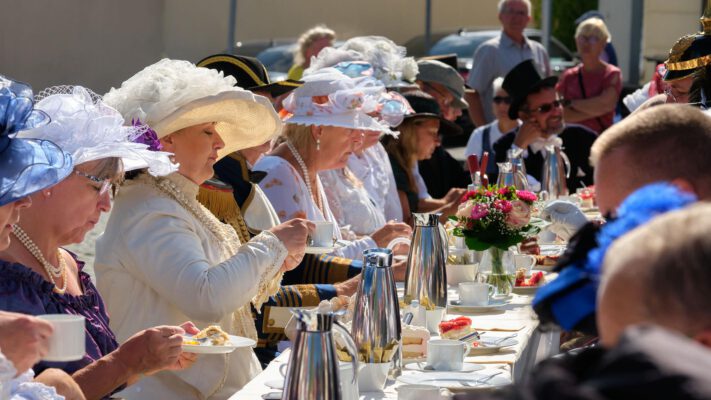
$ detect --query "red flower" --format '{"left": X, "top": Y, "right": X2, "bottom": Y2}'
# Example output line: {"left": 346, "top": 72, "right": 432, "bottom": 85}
{"left": 493, "top": 199, "right": 513, "bottom": 213}
{"left": 498, "top": 187, "right": 510, "bottom": 196}
{"left": 471, "top": 204, "right": 490, "bottom": 220}
{"left": 516, "top": 190, "right": 537, "bottom": 204}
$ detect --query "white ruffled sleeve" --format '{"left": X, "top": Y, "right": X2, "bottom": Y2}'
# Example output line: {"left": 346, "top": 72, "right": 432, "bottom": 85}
{"left": 120, "top": 209, "right": 287, "bottom": 322}
{"left": 0, "top": 350, "right": 63, "bottom": 400}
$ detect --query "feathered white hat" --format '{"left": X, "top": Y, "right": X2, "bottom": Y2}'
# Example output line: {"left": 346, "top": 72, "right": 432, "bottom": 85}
{"left": 306, "top": 36, "right": 419, "bottom": 88}
{"left": 282, "top": 68, "right": 390, "bottom": 132}
{"left": 103, "top": 58, "right": 282, "bottom": 160}
{"left": 18, "top": 86, "right": 177, "bottom": 177}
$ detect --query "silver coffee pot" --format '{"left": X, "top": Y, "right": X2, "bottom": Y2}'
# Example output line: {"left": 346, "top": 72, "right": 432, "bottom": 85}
{"left": 403, "top": 213, "right": 447, "bottom": 309}
{"left": 283, "top": 309, "right": 358, "bottom": 400}
{"left": 351, "top": 248, "right": 402, "bottom": 376}
{"left": 540, "top": 144, "right": 571, "bottom": 200}
{"left": 496, "top": 161, "right": 528, "bottom": 190}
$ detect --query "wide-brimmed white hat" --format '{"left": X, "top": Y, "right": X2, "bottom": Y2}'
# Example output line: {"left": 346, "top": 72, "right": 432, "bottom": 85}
{"left": 103, "top": 58, "right": 282, "bottom": 160}
{"left": 306, "top": 36, "right": 419, "bottom": 89}
{"left": 19, "top": 86, "right": 177, "bottom": 177}
{"left": 282, "top": 68, "right": 389, "bottom": 132}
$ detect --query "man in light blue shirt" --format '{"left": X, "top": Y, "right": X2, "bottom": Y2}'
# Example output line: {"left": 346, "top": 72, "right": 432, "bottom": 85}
{"left": 465, "top": 0, "right": 550, "bottom": 126}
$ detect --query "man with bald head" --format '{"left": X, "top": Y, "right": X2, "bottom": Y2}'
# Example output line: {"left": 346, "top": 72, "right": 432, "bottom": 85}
{"left": 591, "top": 104, "right": 711, "bottom": 215}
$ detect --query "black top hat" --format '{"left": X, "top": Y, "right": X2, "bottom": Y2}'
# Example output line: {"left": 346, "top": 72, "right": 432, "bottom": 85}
{"left": 503, "top": 59, "right": 558, "bottom": 120}
{"left": 196, "top": 54, "right": 302, "bottom": 97}
{"left": 402, "top": 91, "right": 462, "bottom": 136}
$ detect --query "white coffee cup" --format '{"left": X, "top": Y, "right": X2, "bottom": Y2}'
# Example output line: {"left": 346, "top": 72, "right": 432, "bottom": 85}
{"left": 397, "top": 384, "right": 443, "bottom": 400}
{"left": 310, "top": 221, "right": 335, "bottom": 247}
{"left": 357, "top": 362, "right": 390, "bottom": 392}
{"left": 339, "top": 362, "right": 359, "bottom": 400}
{"left": 37, "top": 314, "right": 85, "bottom": 362}
{"left": 426, "top": 339, "right": 472, "bottom": 371}
{"left": 458, "top": 282, "right": 496, "bottom": 306}
{"left": 424, "top": 306, "right": 446, "bottom": 334}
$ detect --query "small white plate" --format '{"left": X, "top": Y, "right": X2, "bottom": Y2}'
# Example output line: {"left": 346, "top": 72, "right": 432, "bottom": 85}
{"left": 469, "top": 338, "right": 519, "bottom": 355}
{"left": 304, "top": 240, "right": 350, "bottom": 254}
{"left": 182, "top": 334, "right": 256, "bottom": 354}
{"left": 264, "top": 379, "right": 285, "bottom": 390}
{"left": 512, "top": 285, "right": 541, "bottom": 295}
{"left": 397, "top": 371, "right": 511, "bottom": 388}
{"left": 448, "top": 298, "right": 510, "bottom": 313}
{"left": 404, "top": 362, "right": 485, "bottom": 373}
{"left": 539, "top": 244, "right": 566, "bottom": 256}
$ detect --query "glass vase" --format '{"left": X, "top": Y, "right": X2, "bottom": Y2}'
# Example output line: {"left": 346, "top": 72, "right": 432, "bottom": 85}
{"left": 486, "top": 247, "right": 515, "bottom": 296}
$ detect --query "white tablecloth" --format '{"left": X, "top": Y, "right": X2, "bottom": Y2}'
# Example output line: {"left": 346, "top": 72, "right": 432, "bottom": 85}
{"left": 231, "top": 291, "right": 559, "bottom": 399}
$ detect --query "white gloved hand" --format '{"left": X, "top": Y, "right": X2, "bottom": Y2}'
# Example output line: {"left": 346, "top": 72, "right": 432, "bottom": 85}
{"left": 540, "top": 200, "right": 587, "bottom": 241}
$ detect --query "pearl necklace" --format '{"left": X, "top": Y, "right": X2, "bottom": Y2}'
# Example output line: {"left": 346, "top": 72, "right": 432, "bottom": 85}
{"left": 12, "top": 225, "right": 68, "bottom": 295}
{"left": 151, "top": 176, "right": 240, "bottom": 246}
{"left": 285, "top": 140, "right": 323, "bottom": 212}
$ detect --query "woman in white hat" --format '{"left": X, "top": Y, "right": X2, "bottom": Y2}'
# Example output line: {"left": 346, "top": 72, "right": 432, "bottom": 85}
{"left": 95, "top": 59, "right": 313, "bottom": 399}
{"left": 2, "top": 84, "right": 198, "bottom": 400}
{"left": 255, "top": 69, "right": 411, "bottom": 260}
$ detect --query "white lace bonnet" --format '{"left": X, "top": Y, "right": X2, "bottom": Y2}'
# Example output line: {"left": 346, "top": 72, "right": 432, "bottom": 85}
{"left": 18, "top": 86, "right": 177, "bottom": 177}
{"left": 281, "top": 68, "right": 390, "bottom": 131}
{"left": 103, "top": 58, "right": 282, "bottom": 160}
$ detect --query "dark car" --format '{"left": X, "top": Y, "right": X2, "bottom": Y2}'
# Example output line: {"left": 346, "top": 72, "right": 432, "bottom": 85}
{"left": 256, "top": 40, "right": 346, "bottom": 81}
{"left": 428, "top": 28, "right": 577, "bottom": 80}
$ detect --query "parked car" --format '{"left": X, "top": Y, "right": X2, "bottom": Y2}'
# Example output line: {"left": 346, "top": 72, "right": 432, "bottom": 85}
{"left": 427, "top": 28, "right": 577, "bottom": 80}
{"left": 256, "top": 40, "right": 345, "bottom": 81}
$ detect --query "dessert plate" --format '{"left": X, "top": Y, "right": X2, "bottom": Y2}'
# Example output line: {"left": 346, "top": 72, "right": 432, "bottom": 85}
{"left": 404, "top": 362, "right": 484, "bottom": 373}
{"left": 397, "top": 371, "right": 511, "bottom": 388}
{"left": 182, "top": 334, "right": 255, "bottom": 354}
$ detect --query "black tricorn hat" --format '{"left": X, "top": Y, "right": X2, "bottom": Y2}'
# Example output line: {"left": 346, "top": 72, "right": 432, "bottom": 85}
{"left": 402, "top": 91, "right": 463, "bottom": 136}
{"left": 196, "top": 54, "right": 302, "bottom": 97}
{"left": 503, "top": 59, "right": 558, "bottom": 120}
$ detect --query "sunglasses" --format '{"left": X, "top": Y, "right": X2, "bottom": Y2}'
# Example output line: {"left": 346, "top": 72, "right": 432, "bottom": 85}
{"left": 493, "top": 96, "right": 512, "bottom": 105}
{"left": 524, "top": 99, "right": 570, "bottom": 114}
{"left": 74, "top": 170, "right": 115, "bottom": 197}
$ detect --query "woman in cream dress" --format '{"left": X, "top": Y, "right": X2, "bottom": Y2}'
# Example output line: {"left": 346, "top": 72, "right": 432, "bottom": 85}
{"left": 94, "top": 59, "right": 313, "bottom": 399}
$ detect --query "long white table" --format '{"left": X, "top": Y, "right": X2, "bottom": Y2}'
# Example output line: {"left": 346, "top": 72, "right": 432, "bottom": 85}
{"left": 232, "top": 290, "right": 559, "bottom": 399}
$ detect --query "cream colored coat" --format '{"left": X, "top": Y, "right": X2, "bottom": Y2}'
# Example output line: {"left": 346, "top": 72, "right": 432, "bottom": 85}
{"left": 95, "top": 173, "right": 287, "bottom": 400}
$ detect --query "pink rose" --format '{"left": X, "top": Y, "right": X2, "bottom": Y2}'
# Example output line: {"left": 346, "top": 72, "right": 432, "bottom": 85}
{"left": 506, "top": 200, "right": 531, "bottom": 229}
{"left": 456, "top": 201, "right": 475, "bottom": 218}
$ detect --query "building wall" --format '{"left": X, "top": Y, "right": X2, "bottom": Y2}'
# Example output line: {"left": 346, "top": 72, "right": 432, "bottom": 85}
{"left": 0, "top": 0, "right": 164, "bottom": 94}
{"left": 1, "top": 0, "right": 500, "bottom": 93}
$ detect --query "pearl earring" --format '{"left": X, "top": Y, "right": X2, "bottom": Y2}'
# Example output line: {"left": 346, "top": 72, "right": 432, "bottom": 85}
{"left": 316, "top": 138, "right": 321, "bottom": 151}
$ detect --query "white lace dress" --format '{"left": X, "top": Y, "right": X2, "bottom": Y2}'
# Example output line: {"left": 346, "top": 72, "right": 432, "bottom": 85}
{"left": 0, "top": 351, "right": 63, "bottom": 400}
{"left": 254, "top": 155, "right": 377, "bottom": 260}
{"left": 319, "top": 169, "right": 386, "bottom": 236}
{"left": 347, "top": 143, "right": 403, "bottom": 222}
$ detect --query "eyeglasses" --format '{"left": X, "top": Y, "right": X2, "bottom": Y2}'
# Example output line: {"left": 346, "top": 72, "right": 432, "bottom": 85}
{"left": 493, "top": 96, "right": 512, "bottom": 105}
{"left": 74, "top": 170, "right": 114, "bottom": 197}
{"left": 523, "top": 99, "right": 570, "bottom": 114}
{"left": 576, "top": 35, "right": 600, "bottom": 44}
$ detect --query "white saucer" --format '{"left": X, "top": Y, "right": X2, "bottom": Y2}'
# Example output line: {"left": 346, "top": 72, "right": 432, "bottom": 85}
{"left": 469, "top": 337, "right": 519, "bottom": 355}
{"left": 304, "top": 240, "right": 350, "bottom": 254}
{"left": 397, "top": 371, "right": 511, "bottom": 388}
{"left": 264, "top": 379, "right": 285, "bottom": 390}
{"left": 404, "top": 362, "right": 485, "bottom": 373}
{"left": 512, "top": 285, "right": 541, "bottom": 295}
{"left": 448, "top": 298, "right": 510, "bottom": 313}
{"left": 182, "top": 334, "right": 255, "bottom": 354}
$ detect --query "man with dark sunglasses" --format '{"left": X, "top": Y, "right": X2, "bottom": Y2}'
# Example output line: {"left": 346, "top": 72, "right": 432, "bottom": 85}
{"left": 493, "top": 60, "right": 597, "bottom": 190}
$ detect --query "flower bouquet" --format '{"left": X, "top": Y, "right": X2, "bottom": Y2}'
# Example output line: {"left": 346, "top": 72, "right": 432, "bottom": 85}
{"left": 449, "top": 186, "right": 540, "bottom": 295}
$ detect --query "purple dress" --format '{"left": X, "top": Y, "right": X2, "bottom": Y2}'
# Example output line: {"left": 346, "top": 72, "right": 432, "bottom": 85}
{"left": 0, "top": 251, "right": 119, "bottom": 376}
